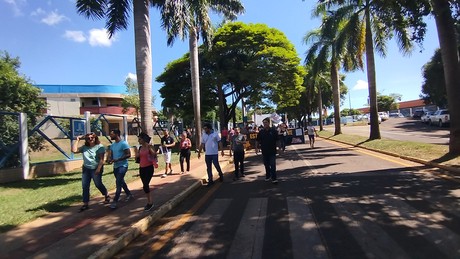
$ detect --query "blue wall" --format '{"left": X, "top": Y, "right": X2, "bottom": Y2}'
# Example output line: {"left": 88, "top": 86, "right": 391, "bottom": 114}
{"left": 37, "top": 84, "right": 127, "bottom": 94}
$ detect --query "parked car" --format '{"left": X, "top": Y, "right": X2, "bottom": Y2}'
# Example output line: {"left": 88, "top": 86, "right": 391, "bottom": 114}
{"left": 378, "top": 112, "right": 389, "bottom": 121}
{"left": 412, "top": 110, "right": 425, "bottom": 119}
{"left": 429, "top": 109, "right": 450, "bottom": 127}
{"left": 420, "top": 111, "right": 434, "bottom": 124}
{"left": 389, "top": 112, "right": 404, "bottom": 118}
{"left": 366, "top": 113, "right": 382, "bottom": 124}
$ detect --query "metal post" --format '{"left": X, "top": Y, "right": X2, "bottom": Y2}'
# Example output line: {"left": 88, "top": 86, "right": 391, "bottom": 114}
{"left": 84, "top": 111, "right": 91, "bottom": 133}
{"left": 19, "top": 113, "right": 30, "bottom": 179}
{"left": 122, "top": 115, "right": 128, "bottom": 141}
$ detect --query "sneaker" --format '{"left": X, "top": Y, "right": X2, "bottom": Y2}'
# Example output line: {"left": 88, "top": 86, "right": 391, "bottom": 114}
{"left": 272, "top": 179, "right": 278, "bottom": 184}
{"left": 180, "top": 171, "right": 185, "bottom": 175}
{"left": 161, "top": 173, "right": 167, "bottom": 178}
{"left": 109, "top": 202, "right": 117, "bottom": 209}
{"left": 144, "top": 203, "right": 154, "bottom": 211}
{"left": 206, "top": 181, "right": 214, "bottom": 187}
{"left": 168, "top": 170, "right": 173, "bottom": 175}
{"left": 186, "top": 171, "right": 190, "bottom": 174}
{"left": 265, "top": 178, "right": 271, "bottom": 182}
{"left": 78, "top": 205, "right": 89, "bottom": 212}
{"left": 125, "top": 194, "right": 134, "bottom": 202}
{"left": 103, "top": 195, "right": 111, "bottom": 204}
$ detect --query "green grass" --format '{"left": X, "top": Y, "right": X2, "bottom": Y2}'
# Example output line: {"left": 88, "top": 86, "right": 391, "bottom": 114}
{"left": 318, "top": 130, "right": 460, "bottom": 168}
{"left": 0, "top": 154, "right": 181, "bottom": 233}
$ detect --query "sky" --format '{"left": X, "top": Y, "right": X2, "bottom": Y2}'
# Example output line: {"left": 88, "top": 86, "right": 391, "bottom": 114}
{"left": 0, "top": 0, "right": 441, "bottom": 113}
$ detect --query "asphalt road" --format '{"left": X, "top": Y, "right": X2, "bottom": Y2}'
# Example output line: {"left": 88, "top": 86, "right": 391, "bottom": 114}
{"left": 115, "top": 139, "right": 460, "bottom": 259}
{"left": 326, "top": 117, "right": 450, "bottom": 145}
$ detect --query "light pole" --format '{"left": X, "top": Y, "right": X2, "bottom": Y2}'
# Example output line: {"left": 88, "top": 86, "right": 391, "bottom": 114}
{"left": 348, "top": 91, "right": 352, "bottom": 115}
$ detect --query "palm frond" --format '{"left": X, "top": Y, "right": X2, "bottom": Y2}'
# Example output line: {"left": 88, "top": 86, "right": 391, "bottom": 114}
{"left": 76, "top": 0, "right": 108, "bottom": 20}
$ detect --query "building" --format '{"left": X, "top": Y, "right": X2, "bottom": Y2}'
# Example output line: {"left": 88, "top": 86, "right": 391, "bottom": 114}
{"left": 357, "top": 99, "right": 437, "bottom": 117}
{"left": 37, "top": 84, "right": 144, "bottom": 136}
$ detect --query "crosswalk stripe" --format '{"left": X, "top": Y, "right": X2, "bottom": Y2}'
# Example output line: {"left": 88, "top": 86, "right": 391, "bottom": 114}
{"left": 166, "top": 199, "right": 232, "bottom": 258}
{"left": 227, "top": 198, "right": 268, "bottom": 259}
{"left": 375, "top": 194, "right": 460, "bottom": 258}
{"left": 329, "top": 196, "right": 411, "bottom": 259}
{"left": 286, "top": 196, "right": 328, "bottom": 259}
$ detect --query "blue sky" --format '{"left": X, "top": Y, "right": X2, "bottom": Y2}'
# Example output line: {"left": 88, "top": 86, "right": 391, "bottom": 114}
{"left": 1, "top": 0, "right": 440, "bottom": 112}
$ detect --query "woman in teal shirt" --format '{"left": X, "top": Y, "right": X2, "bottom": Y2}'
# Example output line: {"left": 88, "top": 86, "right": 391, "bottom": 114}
{"left": 72, "top": 132, "right": 110, "bottom": 212}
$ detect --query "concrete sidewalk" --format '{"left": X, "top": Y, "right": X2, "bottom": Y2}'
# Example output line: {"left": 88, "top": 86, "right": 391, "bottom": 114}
{"left": 0, "top": 154, "right": 232, "bottom": 259}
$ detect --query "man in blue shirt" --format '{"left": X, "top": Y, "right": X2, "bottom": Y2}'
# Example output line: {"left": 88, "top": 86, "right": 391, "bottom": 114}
{"left": 198, "top": 123, "right": 225, "bottom": 186}
{"left": 107, "top": 129, "right": 133, "bottom": 209}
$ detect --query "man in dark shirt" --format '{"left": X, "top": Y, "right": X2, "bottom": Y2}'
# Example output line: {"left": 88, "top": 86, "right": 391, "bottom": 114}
{"left": 256, "top": 118, "right": 279, "bottom": 184}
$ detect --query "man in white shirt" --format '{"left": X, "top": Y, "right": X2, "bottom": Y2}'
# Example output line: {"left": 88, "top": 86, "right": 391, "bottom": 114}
{"left": 198, "top": 123, "right": 225, "bottom": 186}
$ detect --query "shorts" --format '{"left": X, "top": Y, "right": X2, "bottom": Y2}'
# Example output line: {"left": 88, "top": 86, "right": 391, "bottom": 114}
{"left": 163, "top": 151, "right": 172, "bottom": 163}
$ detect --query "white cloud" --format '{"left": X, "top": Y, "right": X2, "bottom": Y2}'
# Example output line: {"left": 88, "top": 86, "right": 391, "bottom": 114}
{"left": 63, "top": 30, "right": 86, "bottom": 43}
{"left": 41, "top": 10, "right": 68, "bottom": 25}
{"left": 30, "top": 8, "right": 45, "bottom": 16}
{"left": 88, "top": 28, "right": 115, "bottom": 47}
{"left": 5, "top": 0, "right": 26, "bottom": 16}
{"left": 126, "top": 73, "right": 137, "bottom": 81}
{"left": 352, "top": 80, "right": 368, "bottom": 90}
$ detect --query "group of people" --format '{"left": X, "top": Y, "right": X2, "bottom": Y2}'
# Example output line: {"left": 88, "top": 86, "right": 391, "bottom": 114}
{"left": 72, "top": 119, "right": 318, "bottom": 212}
{"left": 72, "top": 128, "right": 194, "bottom": 213}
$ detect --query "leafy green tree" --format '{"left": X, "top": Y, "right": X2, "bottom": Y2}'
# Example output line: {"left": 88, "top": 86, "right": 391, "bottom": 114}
{"left": 340, "top": 108, "right": 362, "bottom": 116}
{"left": 377, "top": 94, "right": 397, "bottom": 112}
{"left": 0, "top": 51, "right": 47, "bottom": 167}
{"left": 420, "top": 49, "right": 448, "bottom": 108}
{"left": 209, "top": 22, "right": 306, "bottom": 127}
{"left": 76, "top": 0, "right": 163, "bottom": 136}
{"left": 121, "top": 77, "right": 141, "bottom": 117}
{"left": 159, "top": 0, "right": 244, "bottom": 147}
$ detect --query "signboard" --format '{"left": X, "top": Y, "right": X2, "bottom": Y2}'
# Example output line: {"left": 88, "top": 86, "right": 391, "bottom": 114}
{"left": 72, "top": 120, "right": 86, "bottom": 137}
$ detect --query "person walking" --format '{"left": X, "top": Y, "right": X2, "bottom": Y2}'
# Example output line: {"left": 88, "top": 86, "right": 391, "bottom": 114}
{"left": 198, "top": 123, "right": 225, "bottom": 186}
{"left": 135, "top": 132, "right": 157, "bottom": 211}
{"left": 106, "top": 129, "right": 133, "bottom": 209}
{"left": 179, "top": 131, "right": 192, "bottom": 174}
{"left": 160, "top": 129, "right": 176, "bottom": 178}
{"left": 71, "top": 132, "right": 110, "bottom": 212}
{"left": 256, "top": 118, "right": 279, "bottom": 184}
{"left": 278, "top": 122, "right": 287, "bottom": 152}
{"left": 306, "top": 123, "right": 319, "bottom": 148}
{"left": 230, "top": 127, "right": 247, "bottom": 180}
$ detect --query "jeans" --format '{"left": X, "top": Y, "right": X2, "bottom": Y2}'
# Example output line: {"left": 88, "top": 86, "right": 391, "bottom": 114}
{"left": 113, "top": 166, "right": 131, "bottom": 202}
{"left": 262, "top": 153, "right": 277, "bottom": 180}
{"left": 205, "top": 154, "right": 223, "bottom": 182}
{"left": 82, "top": 166, "right": 108, "bottom": 203}
{"left": 233, "top": 150, "right": 245, "bottom": 177}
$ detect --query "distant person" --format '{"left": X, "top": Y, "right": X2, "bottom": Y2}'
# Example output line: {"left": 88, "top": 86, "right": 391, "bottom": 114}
{"left": 306, "top": 123, "right": 318, "bottom": 148}
{"left": 179, "top": 131, "right": 192, "bottom": 174}
{"left": 221, "top": 126, "right": 229, "bottom": 148}
{"left": 106, "top": 129, "right": 133, "bottom": 209}
{"left": 198, "top": 123, "right": 225, "bottom": 186}
{"left": 71, "top": 132, "right": 110, "bottom": 212}
{"left": 160, "top": 129, "right": 176, "bottom": 178}
{"left": 230, "top": 127, "right": 247, "bottom": 180}
{"left": 278, "top": 122, "right": 287, "bottom": 152}
{"left": 227, "top": 127, "right": 235, "bottom": 156}
{"left": 135, "top": 132, "right": 157, "bottom": 211}
{"left": 256, "top": 118, "right": 279, "bottom": 184}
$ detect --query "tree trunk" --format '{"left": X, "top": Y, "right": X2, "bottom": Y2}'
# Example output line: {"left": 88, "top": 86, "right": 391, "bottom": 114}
{"left": 133, "top": 0, "right": 153, "bottom": 137}
{"left": 189, "top": 27, "right": 202, "bottom": 148}
{"left": 331, "top": 62, "right": 342, "bottom": 135}
{"left": 218, "top": 82, "right": 226, "bottom": 131}
{"left": 365, "top": 6, "right": 381, "bottom": 140}
{"left": 431, "top": 0, "right": 460, "bottom": 155}
{"left": 317, "top": 84, "right": 323, "bottom": 131}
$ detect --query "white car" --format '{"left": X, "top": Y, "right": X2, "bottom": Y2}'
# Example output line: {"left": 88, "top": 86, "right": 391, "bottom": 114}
{"left": 367, "top": 113, "right": 382, "bottom": 124}
{"left": 378, "top": 112, "right": 389, "bottom": 121}
{"left": 421, "top": 111, "right": 434, "bottom": 124}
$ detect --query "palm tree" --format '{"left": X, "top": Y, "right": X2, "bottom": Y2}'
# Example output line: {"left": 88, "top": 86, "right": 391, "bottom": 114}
{"left": 430, "top": 0, "right": 460, "bottom": 155}
{"left": 318, "top": 0, "right": 416, "bottom": 140}
{"left": 159, "top": 0, "right": 244, "bottom": 148}
{"left": 304, "top": 8, "right": 359, "bottom": 135}
{"left": 76, "top": 0, "right": 154, "bottom": 137}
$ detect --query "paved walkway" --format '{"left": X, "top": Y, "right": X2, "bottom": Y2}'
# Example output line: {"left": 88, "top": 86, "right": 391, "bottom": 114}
{"left": 0, "top": 154, "right": 232, "bottom": 259}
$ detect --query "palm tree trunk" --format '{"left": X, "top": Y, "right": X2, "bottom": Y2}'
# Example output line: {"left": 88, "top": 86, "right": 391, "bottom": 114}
{"left": 365, "top": 6, "right": 381, "bottom": 140}
{"left": 431, "top": 0, "right": 460, "bottom": 155}
{"left": 133, "top": 0, "right": 153, "bottom": 137}
{"left": 331, "top": 62, "right": 341, "bottom": 135}
{"left": 189, "top": 27, "right": 202, "bottom": 148}
{"left": 317, "top": 84, "right": 323, "bottom": 131}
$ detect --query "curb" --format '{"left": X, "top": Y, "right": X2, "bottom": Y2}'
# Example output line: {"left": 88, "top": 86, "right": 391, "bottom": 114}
{"left": 89, "top": 157, "right": 231, "bottom": 259}
{"left": 319, "top": 137, "right": 460, "bottom": 175}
